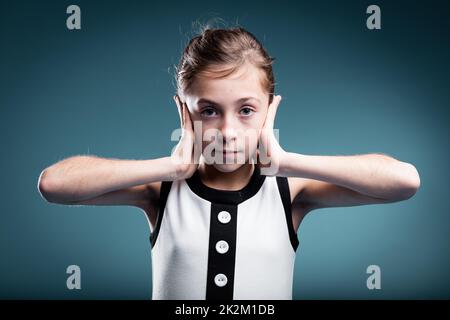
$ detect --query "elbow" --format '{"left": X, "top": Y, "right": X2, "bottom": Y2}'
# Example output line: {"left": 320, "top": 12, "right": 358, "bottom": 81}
{"left": 397, "top": 163, "right": 421, "bottom": 200}
{"left": 37, "top": 169, "right": 62, "bottom": 203}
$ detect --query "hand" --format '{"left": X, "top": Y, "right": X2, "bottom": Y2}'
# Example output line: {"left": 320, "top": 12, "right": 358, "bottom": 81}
{"left": 170, "top": 95, "right": 200, "bottom": 180}
{"left": 257, "top": 95, "right": 288, "bottom": 176}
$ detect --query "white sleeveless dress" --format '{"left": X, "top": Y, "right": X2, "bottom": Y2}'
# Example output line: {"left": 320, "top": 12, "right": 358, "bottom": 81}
{"left": 149, "top": 166, "right": 299, "bottom": 300}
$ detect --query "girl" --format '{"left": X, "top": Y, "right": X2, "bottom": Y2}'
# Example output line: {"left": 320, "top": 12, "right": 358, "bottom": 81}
{"left": 38, "top": 26, "right": 421, "bottom": 300}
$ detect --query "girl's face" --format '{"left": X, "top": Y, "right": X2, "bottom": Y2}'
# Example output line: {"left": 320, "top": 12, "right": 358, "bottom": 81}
{"left": 184, "top": 62, "right": 270, "bottom": 173}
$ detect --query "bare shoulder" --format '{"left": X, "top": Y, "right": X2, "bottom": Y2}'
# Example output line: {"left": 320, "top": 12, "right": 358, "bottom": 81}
{"left": 287, "top": 177, "right": 314, "bottom": 233}
{"left": 286, "top": 177, "right": 308, "bottom": 205}
{"left": 141, "top": 181, "right": 162, "bottom": 229}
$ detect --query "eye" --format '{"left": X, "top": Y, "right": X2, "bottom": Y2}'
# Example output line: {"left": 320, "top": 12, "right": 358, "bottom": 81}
{"left": 200, "top": 107, "right": 218, "bottom": 118}
{"left": 239, "top": 106, "right": 254, "bottom": 116}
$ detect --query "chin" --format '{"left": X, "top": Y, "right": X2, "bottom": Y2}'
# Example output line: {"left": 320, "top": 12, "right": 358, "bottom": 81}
{"left": 212, "top": 163, "right": 246, "bottom": 173}
{"left": 203, "top": 149, "right": 256, "bottom": 173}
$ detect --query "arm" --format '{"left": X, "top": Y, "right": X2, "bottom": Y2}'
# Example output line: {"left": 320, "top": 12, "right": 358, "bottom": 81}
{"left": 37, "top": 95, "right": 199, "bottom": 208}
{"left": 37, "top": 155, "right": 177, "bottom": 206}
{"left": 284, "top": 153, "right": 421, "bottom": 211}
{"left": 258, "top": 95, "right": 421, "bottom": 211}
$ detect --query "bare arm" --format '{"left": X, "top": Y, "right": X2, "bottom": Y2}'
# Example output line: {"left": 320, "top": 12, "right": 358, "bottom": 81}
{"left": 284, "top": 152, "right": 421, "bottom": 211}
{"left": 37, "top": 95, "right": 199, "bottom": 209}
{"left": 258, "top": 96, "right": 420, "bottom": 222}
{"left": 37, "top": 155, "right": 178, "bottom": 206}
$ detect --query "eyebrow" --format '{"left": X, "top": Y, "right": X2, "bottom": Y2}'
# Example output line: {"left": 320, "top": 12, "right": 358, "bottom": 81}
{"left": 197, "top": 97, "right": 261, "bottom": 105}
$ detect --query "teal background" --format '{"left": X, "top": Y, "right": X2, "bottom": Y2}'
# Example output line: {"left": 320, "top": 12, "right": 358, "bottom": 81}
{"left": 1, "top": 0, "right": 449, "bottom": 299}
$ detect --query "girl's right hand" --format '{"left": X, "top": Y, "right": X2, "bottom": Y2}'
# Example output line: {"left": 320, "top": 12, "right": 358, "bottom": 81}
{"left": 171, "top": 95, "right": 200, "bottom": 180}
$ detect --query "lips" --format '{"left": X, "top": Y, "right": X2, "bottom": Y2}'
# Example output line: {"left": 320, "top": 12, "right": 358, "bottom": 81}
{"left": 217, "top": 150, "right": 239, "bottom": 153}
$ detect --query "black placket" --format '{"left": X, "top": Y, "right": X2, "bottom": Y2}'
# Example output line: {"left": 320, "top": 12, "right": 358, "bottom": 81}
{"left": 185, "top": 165, "right": 266, "bottom": 301}
{"left": 205, "top": 203, "right": 238, "bottom": 300}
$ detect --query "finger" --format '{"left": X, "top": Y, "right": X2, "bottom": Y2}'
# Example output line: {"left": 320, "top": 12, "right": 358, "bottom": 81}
{"left": 266, "top": 94, "right": 282, "bottom": 128}
{"left": 265, "top": 95, "right": 282, "bottom": 130}
{"left": 182, "top": 102, "right": 194, "bottom": 132}
{"left": 173, "top": 95, "right": 184, "bottom": 127}
{"left": 256, "top": 148, "right": 262, "bottom": 167}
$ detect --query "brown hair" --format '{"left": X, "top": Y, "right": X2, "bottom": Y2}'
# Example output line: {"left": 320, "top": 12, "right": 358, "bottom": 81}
{"left": 175, "top": 25, "right": 276, "bottom": 105}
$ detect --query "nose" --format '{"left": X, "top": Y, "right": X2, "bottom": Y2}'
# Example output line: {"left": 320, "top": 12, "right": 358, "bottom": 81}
{"left": 219, "top": 114, "right": 238, "bottom": 147}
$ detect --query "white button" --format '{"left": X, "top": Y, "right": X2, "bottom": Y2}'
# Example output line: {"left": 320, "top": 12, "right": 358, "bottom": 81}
{"left": 214, "top": 273, "right": 228, "bottom": 287}
{"left": 217, "top": 211, "right": 231, "bottom": 224}
{"left": 215, "top": 240, "right": 229, "bottom": 254}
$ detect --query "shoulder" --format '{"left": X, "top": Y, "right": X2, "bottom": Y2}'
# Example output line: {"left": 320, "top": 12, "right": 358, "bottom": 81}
{"left": 146, "top": 180, "right": 176, "bottom": 204}
{"left": 286, "top": 176, "right": 309, "bottom": 205}
{"left": 143, "top": 180, "right": 176, "bottom": 230}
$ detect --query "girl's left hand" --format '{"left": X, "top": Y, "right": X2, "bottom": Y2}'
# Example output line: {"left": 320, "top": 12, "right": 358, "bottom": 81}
{"left": 257, "top": 95, "right": 288, "bottom": 176}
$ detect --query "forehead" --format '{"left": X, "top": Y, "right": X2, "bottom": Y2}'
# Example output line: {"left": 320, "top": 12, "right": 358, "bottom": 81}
{"left": 188, "top": 63, "right": 267, "bottom": 103}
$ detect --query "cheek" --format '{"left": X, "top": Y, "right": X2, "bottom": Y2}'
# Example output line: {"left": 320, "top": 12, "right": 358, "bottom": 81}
{"left": 242, "top": 119, "right": 264, "bottom": 153}
{"left": 248, "top": 113, "right": 266, "bottom": 135}
{"left": 200, "top": 127, "right": 211, "bottom": 149}
{"left": 190, "top": 112, "right": 203, "bottom": 124}
{"left": 200, "top": 125, "right": 222, "bottom": 152}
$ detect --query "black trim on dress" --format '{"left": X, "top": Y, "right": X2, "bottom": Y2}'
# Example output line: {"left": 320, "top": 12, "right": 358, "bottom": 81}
{"left": 150, "top": 180, "right": 173, "bottom": 248}
{"left": 185, "top": 166, "right": 266, "bottom": 205}
{"left": 276, "top": 176, "right": 300, "bottom": 252}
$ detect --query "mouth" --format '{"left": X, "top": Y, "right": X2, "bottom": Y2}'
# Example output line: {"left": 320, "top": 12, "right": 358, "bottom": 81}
{"left": 208, "top": 149, "right": 245, "bottom": 164}
{"left": 216, "top": 150, "right": 240, "bottom": 154}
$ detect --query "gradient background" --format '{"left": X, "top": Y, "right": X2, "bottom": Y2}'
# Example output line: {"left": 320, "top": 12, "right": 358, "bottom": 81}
{"left": 1, "top": 0, "right": 449, "bottom": 299}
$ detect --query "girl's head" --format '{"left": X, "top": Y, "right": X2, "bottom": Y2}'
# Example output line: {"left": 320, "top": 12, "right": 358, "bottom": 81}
{"left": 175, "top": 26, "right": 276, "bottom": 173}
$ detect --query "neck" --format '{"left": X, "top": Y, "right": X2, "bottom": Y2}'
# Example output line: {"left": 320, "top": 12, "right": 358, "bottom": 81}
{"left": 197, "top": 158, "right": 255, "bottom": 191}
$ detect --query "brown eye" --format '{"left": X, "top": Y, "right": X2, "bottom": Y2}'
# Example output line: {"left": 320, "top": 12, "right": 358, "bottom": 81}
{"left": 201, "top": 107, "right": 218, "bottom": 117}
{"left": 240, "top": 107, "right": 254, "bottom": 116}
